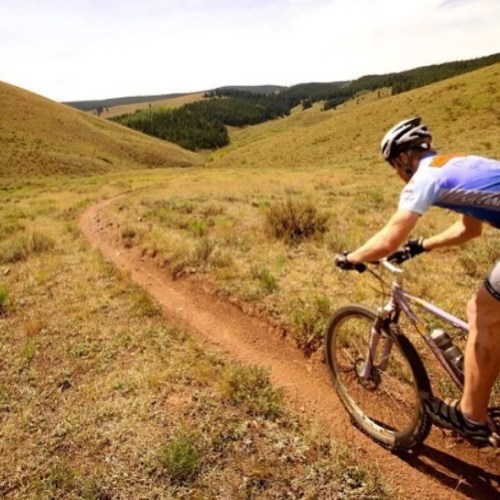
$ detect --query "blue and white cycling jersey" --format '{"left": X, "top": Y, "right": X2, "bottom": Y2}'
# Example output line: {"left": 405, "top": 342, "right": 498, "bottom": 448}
{"left": 399, "top": 153, "right": 500, "bottom": 228}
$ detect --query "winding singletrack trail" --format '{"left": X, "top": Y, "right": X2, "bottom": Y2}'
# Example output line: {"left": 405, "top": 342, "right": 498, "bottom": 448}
{"left": 80, "top": 197, "right": 500, "bottom": 499}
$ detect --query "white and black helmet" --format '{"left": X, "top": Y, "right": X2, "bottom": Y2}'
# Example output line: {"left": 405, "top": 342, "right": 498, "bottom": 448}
{"left": 380, "top": 117, "right": 432, "bottom": 162}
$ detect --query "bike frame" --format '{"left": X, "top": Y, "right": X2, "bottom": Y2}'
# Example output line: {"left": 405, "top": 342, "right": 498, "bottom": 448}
{"left": 362, "top": 260, "right": 499, "bottom": 437}
{"left": 368, "top": 260, "right": 467, "bottom": 389}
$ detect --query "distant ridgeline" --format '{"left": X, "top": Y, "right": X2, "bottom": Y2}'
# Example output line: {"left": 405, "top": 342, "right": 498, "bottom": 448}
{"left": 111, "top": 52, "right": 499, "bottom": 151}
{"left": 65, "top": 92, "right": 188, "bottom": 112}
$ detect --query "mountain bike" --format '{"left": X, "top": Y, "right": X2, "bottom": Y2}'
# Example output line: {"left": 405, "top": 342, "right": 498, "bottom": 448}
{"left": 324, "top": 258, "right": 500, "bottom": 451}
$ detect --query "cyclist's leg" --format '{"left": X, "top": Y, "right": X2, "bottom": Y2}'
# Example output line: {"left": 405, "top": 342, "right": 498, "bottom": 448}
{"left": 461, "top": 262, "right": 500, "bottom": 423}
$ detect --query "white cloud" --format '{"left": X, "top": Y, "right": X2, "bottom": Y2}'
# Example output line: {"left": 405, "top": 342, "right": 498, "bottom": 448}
{"left": 0, "top": 0, "right": 498, "bottom": 101}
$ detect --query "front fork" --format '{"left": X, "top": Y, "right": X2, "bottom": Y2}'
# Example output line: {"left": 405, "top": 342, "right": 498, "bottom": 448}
{"left": 358, "top": 315, "right": 395, "bottom": 379}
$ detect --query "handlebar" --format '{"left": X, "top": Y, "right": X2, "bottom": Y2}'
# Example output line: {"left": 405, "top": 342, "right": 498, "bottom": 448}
{"left": 377, "top": 259, "right": 405, "bottom": 275}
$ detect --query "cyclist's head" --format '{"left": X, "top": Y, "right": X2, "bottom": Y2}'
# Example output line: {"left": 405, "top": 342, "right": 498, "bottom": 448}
{"left": 381, "top": 117, "right": 433, "bottom": 177}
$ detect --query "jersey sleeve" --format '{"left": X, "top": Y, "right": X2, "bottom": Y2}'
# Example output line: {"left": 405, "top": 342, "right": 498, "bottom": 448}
{"left": 398, "top": 170, "right": 440, "bottom": 215}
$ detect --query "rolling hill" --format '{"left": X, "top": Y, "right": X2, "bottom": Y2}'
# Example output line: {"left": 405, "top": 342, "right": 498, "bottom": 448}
{"left": 64, "top": 92, "right": 191, "bottom": 111}
{"left": 210, "top": 63, "right": 500, "bottom": 170}
{"left": 99, "top": 92, "right": 207, "bottom": 119}
{"left": 0, "top": 81, "right": 202, "bottom": 177}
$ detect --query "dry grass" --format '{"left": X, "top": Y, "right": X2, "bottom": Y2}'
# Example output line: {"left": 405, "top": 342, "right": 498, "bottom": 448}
{"left": 0, "top": 81, "right": 202, "bottom": 177}
{"left": 0, "top": 177, "right": 390, "bottom": 498}
{"left": 108, "top": 64, "right": 500, "bottom": 357}
{"left": 1, "top": 62, "right": 499, "bottom": 496}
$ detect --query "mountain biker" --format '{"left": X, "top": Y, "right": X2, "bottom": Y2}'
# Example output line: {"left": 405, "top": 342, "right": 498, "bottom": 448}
{"left": 335, "top": 117, "right": 500, "bottom": 446}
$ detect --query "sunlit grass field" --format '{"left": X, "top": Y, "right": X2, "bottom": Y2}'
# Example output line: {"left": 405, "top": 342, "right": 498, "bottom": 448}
{"left": 1, "top": 62, "right": 499, "bottom": 497}
{"left": 109, "top": 64, "right": 500, "bottom": 354}
{"left": 0, "top": 173, "right": 390, "bottom": 498}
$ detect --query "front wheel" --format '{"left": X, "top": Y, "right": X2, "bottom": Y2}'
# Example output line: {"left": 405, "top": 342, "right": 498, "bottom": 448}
{"left": 324, "top": 305, "right": 432, "bottom": 451}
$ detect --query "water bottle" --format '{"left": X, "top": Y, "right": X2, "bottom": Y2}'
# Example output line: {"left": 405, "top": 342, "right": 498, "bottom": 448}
{"left": 430, "top": 329, "right": 464, "bottom": 373}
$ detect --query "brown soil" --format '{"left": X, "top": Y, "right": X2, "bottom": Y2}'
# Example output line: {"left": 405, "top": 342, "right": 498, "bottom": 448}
{"left": 80, "top": 197, "right": 500, "bottom": 500}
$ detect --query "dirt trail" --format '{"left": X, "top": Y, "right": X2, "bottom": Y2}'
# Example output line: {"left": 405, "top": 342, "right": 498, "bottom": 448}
{"left": 80, "top": 197, "right": 500, "bottom": 499}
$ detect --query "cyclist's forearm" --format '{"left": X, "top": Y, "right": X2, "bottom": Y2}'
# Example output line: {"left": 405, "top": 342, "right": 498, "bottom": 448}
{"left": 348, "top": 230, "right": 404, "bottom": 263}
{"left": 423, "top": 217, "right": 482, "bottom": 250}
{"left": 348, "top": 209, "right": 419, "bottom": 263}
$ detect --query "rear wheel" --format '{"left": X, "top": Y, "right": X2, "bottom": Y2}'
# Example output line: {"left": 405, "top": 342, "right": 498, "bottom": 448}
{"left": 325, "top": 305, "right": 432, "bottom": 451}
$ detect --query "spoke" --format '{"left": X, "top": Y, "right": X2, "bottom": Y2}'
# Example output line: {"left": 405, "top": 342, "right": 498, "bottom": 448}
{"left": 380, "top": 384, "right": 413, "bottom": 417}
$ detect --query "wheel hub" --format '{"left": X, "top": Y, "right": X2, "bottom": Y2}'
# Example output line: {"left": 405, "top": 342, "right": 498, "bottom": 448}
{"left": 354, "top": 358, "right": 381, "bottom": 390}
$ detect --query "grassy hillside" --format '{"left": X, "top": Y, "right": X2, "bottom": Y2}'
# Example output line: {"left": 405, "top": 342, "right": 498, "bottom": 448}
{"left": 0, "top": 81, "right": 202, "bottom": 177}
{"left": 108, "top": 54, "right": 499, "bottom": 154}
{"left": 100, "top": 91, "right": 206, "bottom": 119}
{"left": 209, "top": 63, "right": 500, "bottom": 169}
{"left": 110, "top": 63, "right": 500, "bottom": 358}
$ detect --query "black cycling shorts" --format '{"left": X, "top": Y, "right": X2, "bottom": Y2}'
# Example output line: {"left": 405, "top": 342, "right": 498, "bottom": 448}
{"left": 485, "top": 261, "right": 500, "bottom": 301}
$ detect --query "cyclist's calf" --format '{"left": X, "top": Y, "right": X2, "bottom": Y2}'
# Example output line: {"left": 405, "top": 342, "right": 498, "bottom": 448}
{"left": 466, "top": 283, "right": 500, "bottom": 331}
{"left": 462, "top": 284, "right": 500, "bottom": 422}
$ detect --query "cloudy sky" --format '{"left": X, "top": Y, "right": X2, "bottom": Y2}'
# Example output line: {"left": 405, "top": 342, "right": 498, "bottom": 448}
{"left": 1, "top": 0, "right": 499, "bottom": 102}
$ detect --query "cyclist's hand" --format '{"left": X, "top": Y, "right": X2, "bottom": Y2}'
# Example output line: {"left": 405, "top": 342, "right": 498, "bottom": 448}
{"left": 404, "top": 237, "right": 428, "bottom": 257}
{"left": 387, "top": 238, "right": 428, "bottom": 264}
{"left": 387, "top": 249, "right": 410, "bottom": 264}
{"left": 335, "top": 252, "right": 367, "bottom": 273}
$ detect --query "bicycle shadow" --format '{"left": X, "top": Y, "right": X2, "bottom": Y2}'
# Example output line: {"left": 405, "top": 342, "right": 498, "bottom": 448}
{"left": 400, "top": 444, "right": 500, "bottom": 499}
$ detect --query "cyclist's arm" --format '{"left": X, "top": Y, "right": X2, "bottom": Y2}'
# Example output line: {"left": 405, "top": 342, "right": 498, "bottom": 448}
{"left": 348, "top": 210, "right": 420, "bottom": 263}
{"left": 422, "top": 214, "right": 482, "bottom": 250}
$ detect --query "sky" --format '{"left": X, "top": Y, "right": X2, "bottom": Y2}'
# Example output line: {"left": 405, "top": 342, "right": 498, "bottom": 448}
{"left": 0, "top": 0, "right": 499, "bottom": 102}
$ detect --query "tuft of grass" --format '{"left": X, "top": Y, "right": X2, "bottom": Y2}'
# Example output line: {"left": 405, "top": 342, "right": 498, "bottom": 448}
{"left": 187, "top": 218, "right": 207, "bottom": 237}
{"left": 265, "top": 196, "right": 329, "bottom": 243}
{"left": 194, "top": 237, "right": 215, "bottom": 264}
{"left": 121, "top": 226, "right": 137, "bottom": 248}
{"left": 288, "top": 294, "right": 332, "bottom": 352}
{"left": 0, "top": 385, "right": 11, "bottom": 411}
{"left": 0, "top": 284, "right": 8, "bottom": 314}
{"left": 34, "top": 463, "right": 110, "bottom": 499}
{"left": 0, "top": 230, "right": 55, "bottom": 263}
{"left": 219, "top": 365, "right": 284, "bottom": 419}
{"left": 37, "top": 462, "right": 76, "bottom": 496}
{"left": 30, "top": 230, "right": 56, "bottom": 253}
{"left": 0, "top": 236, "right": 29, "bottom": 263}
{"left": 251, "top": 266, "right": 278, "bottom": 294}
{"left": 131, "top": 286, "right": 162, "bottom": 317}
{"left": 20, "top": 340, "right": 37, "bottom": 364}
{"left": 121, "top": 227, "right": 136, "bottom": 239}
{"left": 158, "top": 431, "right": 200, "bottom": 483}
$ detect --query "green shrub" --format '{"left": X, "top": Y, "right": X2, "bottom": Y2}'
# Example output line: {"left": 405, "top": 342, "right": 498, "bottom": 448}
{"left": 266, "top": 197, "right": 329, "bottom": 243}
{"left": 159, "top": 432, "right": 199, "bottom": 482}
